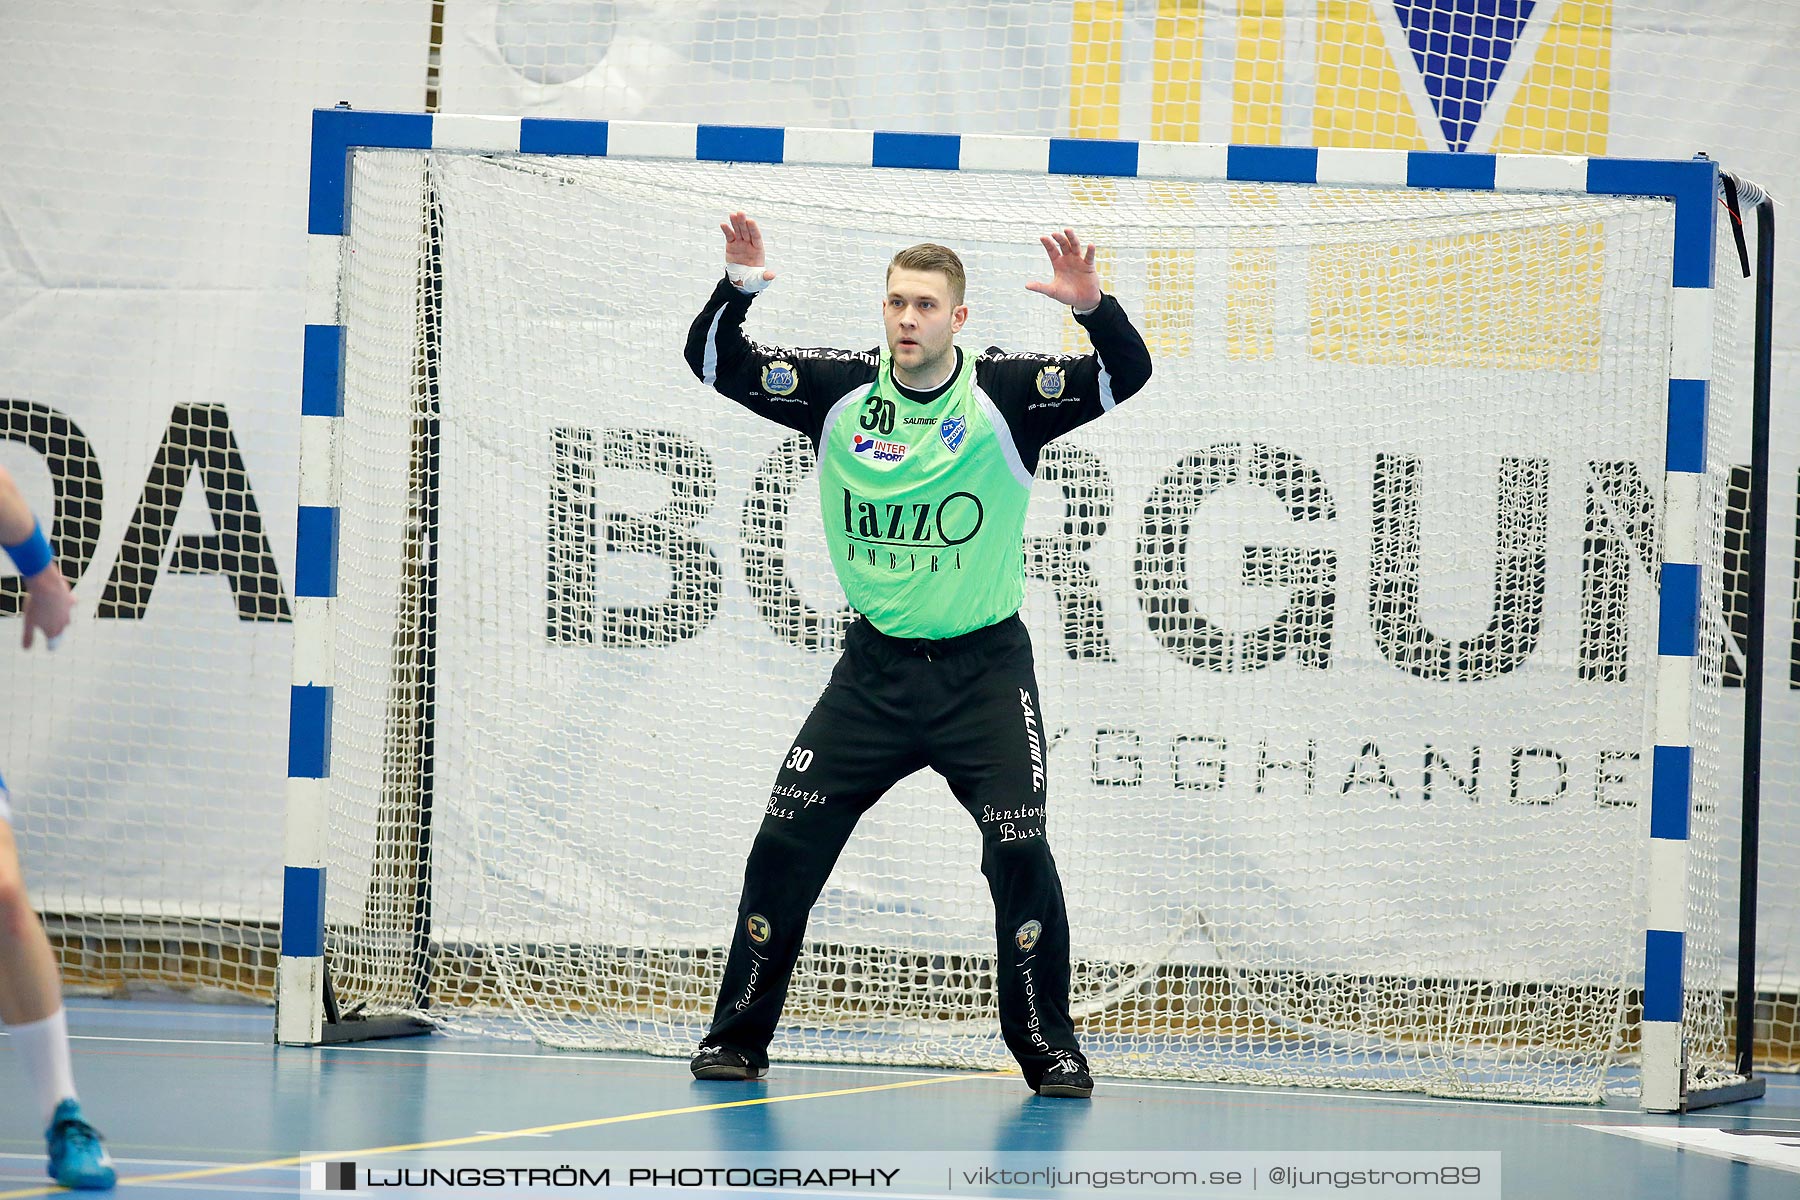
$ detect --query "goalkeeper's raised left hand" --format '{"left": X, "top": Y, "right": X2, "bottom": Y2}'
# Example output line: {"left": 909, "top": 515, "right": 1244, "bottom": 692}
{"left": 1025, "top": 228, "right": 1102, "bottom": 311}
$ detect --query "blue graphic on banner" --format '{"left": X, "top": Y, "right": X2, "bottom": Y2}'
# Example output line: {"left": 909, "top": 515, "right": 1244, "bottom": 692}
{"left": 1394, "top": 1, "right": 1537, "bottom": 151}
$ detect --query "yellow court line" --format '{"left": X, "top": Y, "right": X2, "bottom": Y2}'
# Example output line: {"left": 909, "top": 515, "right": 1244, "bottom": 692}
{"left": 0, "top": 1071, "right": 1008, "bottom": 1199}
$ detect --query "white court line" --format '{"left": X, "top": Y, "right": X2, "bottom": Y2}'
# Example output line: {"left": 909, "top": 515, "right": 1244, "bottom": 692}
{"left": 63, "top": 1003, "right": 271, "bottom": 1020}
{"left": 0, "top": 1153, "right": 304, "bottom": 1196}
{"left": 63, "top": 1034, "right": 265, "bottom": 1047}
{"left": 316, "top": 1041, "right": 949, "bottom": 1075}
{"left": 652, "top": 1193, "right": 956, "bottom": 1200}
{"left": 49, "top": 1027, "right": 955, "bottom": 1077}
{"left": 318, "top": 1042, "right": 1800, "bottom": 1118}
{"left": 43, "top": 1027, "right": 1800, "bottom": 1122}
{"left": 1583, "top": 1123, "right": 1800, "bottom": 1175}
{"left": 103, "top": 1185, "right": 297, "bottom": 1196}
{"left": 125, "top": 1188, "right": 296, "bottom": 1196}
{"left": 0, "top": 1154, "right": 295, "bottom": 1169}
{"left": 1, "top": 1182, "right": 298, "bottom": 1197}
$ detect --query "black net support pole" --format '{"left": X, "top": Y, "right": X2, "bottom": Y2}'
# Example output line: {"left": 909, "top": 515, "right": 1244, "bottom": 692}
{"left": 407, "top": 178, "right": 446, "bottom": 1017}
{"left": 1726, "top": 172, "right": 1774, "bottom": 1085}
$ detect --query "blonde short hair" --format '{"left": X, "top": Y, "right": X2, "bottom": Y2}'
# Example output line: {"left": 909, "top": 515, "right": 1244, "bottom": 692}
{"left": 886, "top": 243, "right": 966, "bottom": 303}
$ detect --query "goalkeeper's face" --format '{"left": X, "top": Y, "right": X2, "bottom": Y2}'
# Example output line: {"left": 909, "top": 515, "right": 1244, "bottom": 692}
{"left": 883, "top": 268, "right": 968, "bottom": 383}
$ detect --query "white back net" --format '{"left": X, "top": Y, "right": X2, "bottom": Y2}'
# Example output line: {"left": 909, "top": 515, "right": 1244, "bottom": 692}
{"left": 327, "top": 147, "right": 1745, "bottom": 1102}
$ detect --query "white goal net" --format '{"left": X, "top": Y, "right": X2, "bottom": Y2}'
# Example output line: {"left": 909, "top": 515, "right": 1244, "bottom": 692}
{"left": 315, "top": 142, "right": 1751, "bottom": 1104}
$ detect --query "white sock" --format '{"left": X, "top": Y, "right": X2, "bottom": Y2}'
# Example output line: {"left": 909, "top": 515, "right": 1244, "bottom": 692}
{"left": 6, "top": 1008, "right": 78, "bottom": 1126}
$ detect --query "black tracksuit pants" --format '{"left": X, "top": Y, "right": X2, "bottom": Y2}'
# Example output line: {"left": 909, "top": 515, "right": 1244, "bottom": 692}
{"left": 701, "top": 613, "right": 1084, "bottom": 1088}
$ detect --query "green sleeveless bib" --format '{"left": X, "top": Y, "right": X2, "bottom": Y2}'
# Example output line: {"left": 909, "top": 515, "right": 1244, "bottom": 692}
{"left": 816, "top": 350, "right": 1033, "bottom": 638}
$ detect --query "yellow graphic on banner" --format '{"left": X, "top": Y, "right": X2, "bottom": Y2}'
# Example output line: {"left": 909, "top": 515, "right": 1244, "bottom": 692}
{"left": 1308, "top": 223, "right": 1604, "bottom": 372}
{"left": 1065, "top": 1, "right": 1125, "bottom": 354}
{"left": 1234, "top": 1, "right": 1286, "bottom": 145}
{"left": 1228, "top": 248, "right": 1279, "bottom": 361}
{"left": 1301, "top": 3, "right": 1610, "bottom": 369}
{"left": 1148, "top": 3, "right": 1203, "bottom": 358}
{"left": 1065, "top": 7, "right": 1122, "bottom": 196}
{"left": 1065, "top": 1, "right": 1612, "bottom": 368}
{"left": 1064, "top": 2, "right": 1622, "bottom": 153}
{"left": 1140, "top": 243, "right": 1192, "bottom": 358}
{"left": 1070, "top": 1, "right": 1125, "bottom": 139}
{"left": 1492, "top": 0, "right": 1613, "bottom": 154}
{"left": 1471, "top": 2, "right": 1610, "bottom": 369}
{"left": 1313, "top": 0, "right": 1427, "bottom": 148}
{"left": 1224, "top": 3, "right": 1285, "bottom": 362}
{"left": 1223, "top": 4, "right": 1284, "bottom": 361}
{"left": 1226, "top": 185, "right": 1280, "bottom": 362}
{"left": 1152, "top": 1, "right": 1203, "bottom": 142}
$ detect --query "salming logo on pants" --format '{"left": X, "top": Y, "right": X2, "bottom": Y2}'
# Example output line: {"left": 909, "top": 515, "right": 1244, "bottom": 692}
{"left": 703, "top": 613, "right": 1082, "bottom": 1089}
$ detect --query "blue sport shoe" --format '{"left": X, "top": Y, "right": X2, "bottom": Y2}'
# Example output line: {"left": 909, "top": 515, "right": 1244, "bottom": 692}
{"left": 46, "top": 1099, "right": 116, "bottom": 1190}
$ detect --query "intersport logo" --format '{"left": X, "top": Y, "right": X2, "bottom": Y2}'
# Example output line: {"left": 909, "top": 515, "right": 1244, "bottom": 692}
{"left": 851, "top": 434, "right": 908, "bottom": 465}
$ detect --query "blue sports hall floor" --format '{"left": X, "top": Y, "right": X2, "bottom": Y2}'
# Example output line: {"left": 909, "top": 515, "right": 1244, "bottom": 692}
{"left": 2, "top": 999, "right": 1798, "bottom": 1198}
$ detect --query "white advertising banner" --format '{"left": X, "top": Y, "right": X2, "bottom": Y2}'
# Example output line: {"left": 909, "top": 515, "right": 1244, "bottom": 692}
{"left": 435, "top": 0, "right": 1799, "bottom": 991}
{"left": 0, "top": 4, "right": 432, "bottom": 919}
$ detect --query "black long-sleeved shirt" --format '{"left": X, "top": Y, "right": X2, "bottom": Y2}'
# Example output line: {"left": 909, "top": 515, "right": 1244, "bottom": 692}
{"left": 684, "top": 277, "right": 1153, "bottom": 473}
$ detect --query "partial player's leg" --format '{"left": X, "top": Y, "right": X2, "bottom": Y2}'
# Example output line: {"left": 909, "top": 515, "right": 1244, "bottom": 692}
{"left": 923, "top": 621, "right": 1091, "bottom": 1098}
{"left": 0, "top": 781, "right": 116, "bottom": 1188}
{"left": 0, "top": 793, "right": 62, "bottom": 1029}
{"left": 695, "top": 632, "right": 926, "bottom": 1079}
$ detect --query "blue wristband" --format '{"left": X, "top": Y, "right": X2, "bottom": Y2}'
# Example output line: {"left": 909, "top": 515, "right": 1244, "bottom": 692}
{"left": 4, "top": 519, "right": 53, "bottom": 578}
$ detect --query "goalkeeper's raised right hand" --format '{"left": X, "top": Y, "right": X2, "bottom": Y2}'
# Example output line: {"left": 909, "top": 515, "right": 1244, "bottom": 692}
{"left": 720, "top": 211, "right": 775, "bottom": 292}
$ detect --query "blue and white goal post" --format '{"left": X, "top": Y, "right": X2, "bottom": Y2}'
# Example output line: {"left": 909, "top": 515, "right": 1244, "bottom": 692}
{"left": 282, "top": 106, "right": 1767, "bottom": 1112}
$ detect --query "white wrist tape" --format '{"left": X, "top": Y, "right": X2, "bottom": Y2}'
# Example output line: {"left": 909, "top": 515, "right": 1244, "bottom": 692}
{"left": 726, "top": 262, "right": 772, "bottom": 294}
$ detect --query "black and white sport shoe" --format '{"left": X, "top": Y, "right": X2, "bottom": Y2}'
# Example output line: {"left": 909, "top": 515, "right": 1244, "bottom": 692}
{"left": 690, "top": 1044, "right": 764, "bottom": 1081}
{"left": 1034, "top": 1057, "right": 1094, "bottom": 1098}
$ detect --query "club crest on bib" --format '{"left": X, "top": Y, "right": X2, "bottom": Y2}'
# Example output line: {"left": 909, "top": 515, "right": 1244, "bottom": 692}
{"left": 761, "top": 360, "right": 798, "bottom": 396}
{"left": 939, "top": 415, "right": 967, "bottom": 453}
{"left": 1035, "top": 365, "right": 1065, "bottom": 400}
